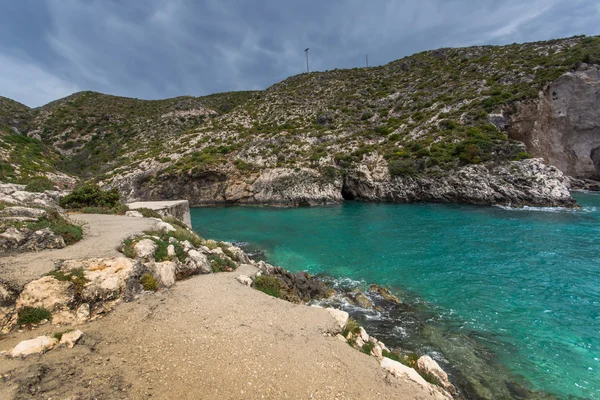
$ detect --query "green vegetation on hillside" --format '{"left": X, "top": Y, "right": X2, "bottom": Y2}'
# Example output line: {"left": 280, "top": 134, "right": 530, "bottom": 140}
{"left": 1, "top": 35, "right": 599, "bottom": 184}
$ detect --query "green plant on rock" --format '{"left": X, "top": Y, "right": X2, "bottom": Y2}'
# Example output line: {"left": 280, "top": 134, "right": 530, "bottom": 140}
{"left": 342, "top": 318, "right": 361, "bottom": 338}
{"left": 24, "top": 176, "right": 55, "bottom": 192}
{"left": 254, "top": 275, "right": 282, "bottom": 298}
{"left": 140, "top": 273, "right": 158, "bottom": 291}
{"left": 46, "top": 267, "right": 89, "bottom": 297}
{"left": 361, "top": 341, "right": 375, "bottom": 355}
{"left": 28, "top": 210, "right": 83, "bottom": 245}
{"left": 17, "top": 307, "right": 52, "bottom": 325}
{"left": 208, "top": 254, "right": 237, "bottom": 272}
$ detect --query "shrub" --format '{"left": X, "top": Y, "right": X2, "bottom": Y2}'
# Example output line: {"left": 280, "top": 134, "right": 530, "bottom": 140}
{"left": 388, "top": 159, "right": 417, "bottom": 177}
{"left": 121, "top": 238, "right": 137, "bottom": 258}
{"left": 515, "top": 151, "right": 532, "bottom": 160}
{"left": 342, "top": 318, "right": 361, "bottom": 338}
{"left": 208, "top": 254, "right": 237, "bottom": 272}
{"left": 24, "top": 176, "right": 55, "bottom": 192}
{"left": 169, "top": 227, "right": 203, "bottom": 248}
{"left": 154, "top": 239, "right": 170, "bottom": 262}
{"left": 140, "top": 273, "right": 158, "bottom": 291}
{"left": 17, "top": 307, "right": 52, "bottom": 325}
{"left": 29, "top": 210, "right": 83, "bottom": 245}
{"left": 254, "top": 275, "right": 282, "bottom": 298}
{"left": 59, "top": 184, "right": 121, "bottom": 209}
{"left": 382, "top": 349, "right": 402, "bottom": 362}
{"left": 361, "top": 341, "right": 375, "bottom": 355}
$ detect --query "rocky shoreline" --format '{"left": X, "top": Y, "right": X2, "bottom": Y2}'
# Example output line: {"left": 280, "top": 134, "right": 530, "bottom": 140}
{"left": 0, "top": 212, "right": 455, "bottom": 399}
{"left": 107, "top": 157, "right": 577, "bottom": 209}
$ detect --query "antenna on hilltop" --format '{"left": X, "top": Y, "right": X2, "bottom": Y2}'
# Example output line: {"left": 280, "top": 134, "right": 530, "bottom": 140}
{"left": 305, "top": 48, "right": 310, "bottom": 73}
{"left": 366, "top": 54, "right": 369, "bottom": 67}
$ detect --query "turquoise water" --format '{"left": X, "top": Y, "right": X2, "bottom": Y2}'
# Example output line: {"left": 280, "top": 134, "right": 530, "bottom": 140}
{"left": 190, "top": 193, "right": 600, "bottom": 399}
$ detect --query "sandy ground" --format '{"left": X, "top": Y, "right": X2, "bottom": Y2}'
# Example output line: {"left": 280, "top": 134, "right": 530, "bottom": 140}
{"left": 0, "top": 263, "right": 441, "bottom": 400}
{"left": 0, "top": 214, "right": 157, "bottom": 288}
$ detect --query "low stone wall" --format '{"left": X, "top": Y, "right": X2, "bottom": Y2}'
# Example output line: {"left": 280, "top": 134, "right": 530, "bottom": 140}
{"left": 126, "top": 200, "right": 192, "bottom": 228}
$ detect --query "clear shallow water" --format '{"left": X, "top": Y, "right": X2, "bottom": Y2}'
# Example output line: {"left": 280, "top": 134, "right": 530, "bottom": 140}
{"left": 190, "top": 193, "right": 600, "bottom": 399}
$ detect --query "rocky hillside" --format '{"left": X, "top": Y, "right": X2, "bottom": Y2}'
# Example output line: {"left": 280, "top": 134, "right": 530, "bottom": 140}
{"left": 3, "top": 35, "right": 600, "bottom": 207}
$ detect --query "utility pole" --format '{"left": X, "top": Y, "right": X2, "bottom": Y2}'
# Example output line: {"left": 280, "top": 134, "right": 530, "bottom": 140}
{"left": 305, "top": 48, "right": 310, "bottom": 73}
{"left": 366, "top": 54, "right": 369, "bottom": 67}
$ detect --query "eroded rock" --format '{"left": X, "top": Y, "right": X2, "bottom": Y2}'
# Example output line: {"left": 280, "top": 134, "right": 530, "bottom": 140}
{"left": 16, "top": 276, "right": 74, "bottom": 312}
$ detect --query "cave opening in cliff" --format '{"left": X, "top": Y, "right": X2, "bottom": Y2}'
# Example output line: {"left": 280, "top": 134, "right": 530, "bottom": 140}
{"left": 341, "top": 181, "right": 355, "bottom": 200}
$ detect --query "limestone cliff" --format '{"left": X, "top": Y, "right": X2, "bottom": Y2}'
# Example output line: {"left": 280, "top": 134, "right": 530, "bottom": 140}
{"left": 509, "top": 64, "right": 600, "bottom": 179}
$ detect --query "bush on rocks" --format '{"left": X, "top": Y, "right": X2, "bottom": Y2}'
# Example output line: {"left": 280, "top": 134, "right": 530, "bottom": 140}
{"left": 17, "top": 306, "right": 52, "bottom": 325}
{"left": 254, "top": 275, "right": 283, "bottom": 298}
{"left": 27, "top": 210, "right": 83, "bottom": 245}
{"left": 24, "top": 176, "right": 55, "bottom": 193}
{"left": 140, "top": 273, "right": 158, "bottom": 291}
{"left": 59, "top": 184, "right": 122, "bottom": 211}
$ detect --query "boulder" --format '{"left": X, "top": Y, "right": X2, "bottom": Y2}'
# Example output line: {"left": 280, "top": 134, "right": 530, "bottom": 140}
{"left": 227, "top": 246, "right": 251, "bottom": 264}
{"left": 134, "top": 239, "right": 158, "bottom": 260}
{"left": 0, "top": 206, "right": 46, "bottom": 219}
{"left": 10, "top": 336, "right": 57, "bottom": 357}
{"left": 418, "top": 355, "right": 456, "bottom": 394}
{"left": 16, "top": 276, "right": 74, "bottom": 312}
{"left": 178, "top": 250, "right": 211, "bottom": 279}
{"left": 236, "top": 275, "right": 253, "bottom": 286}
{"left": 76, "top": 303, "right": 90, "bottom": 321}
{"left": 125, "top": 210, "right": 144, "bottom": 218}
{"left": 369, "top": 284, "right": 401, "bottom": 305}
{"left": 60, "top": 257, "right": 143, "bottom": 302}
{"left": 149, "top": 261, "right": 177, "bottom": 288}
{"left": 59, "top": 330, "right": 84, "bottom": 348}
{"left": 167, "top": 244, "right": 176, "bottom": 257}
{"left": 156, "top": 222, "right": 176, "bottom": 234}
{"left": 359, "top": 326, "right": 369, "bottom": 343}
{"left": 326, "top": 308, "right": 349, "bottom": 331}
{"left": 381, "top": 357, "right": 429, "bottom": 387}
{"left": 372, "top": 344, "right": 383, "bottom": 360}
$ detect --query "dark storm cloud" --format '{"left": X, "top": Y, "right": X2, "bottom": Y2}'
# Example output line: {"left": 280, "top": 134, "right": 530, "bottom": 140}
{"left": 1, "top": 0, "right": 598, "bottom": 107}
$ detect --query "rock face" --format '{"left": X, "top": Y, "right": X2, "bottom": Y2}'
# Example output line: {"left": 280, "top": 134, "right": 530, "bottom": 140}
{"left": 509, "top": 64, "right": 600, "bottom": 179}
{"left": 111, "top": 156, "right": 575, "bottom": 208}
{"left": 16, "top": 276, "right": 74, "bottom": 312}
{"left": 0, "top": 226, "right": 66, "bottom": 253}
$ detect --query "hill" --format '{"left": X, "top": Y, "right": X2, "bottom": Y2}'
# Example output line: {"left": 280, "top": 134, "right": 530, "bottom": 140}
{"left": 3, "top": 34, "right": 600, "bottom": 206}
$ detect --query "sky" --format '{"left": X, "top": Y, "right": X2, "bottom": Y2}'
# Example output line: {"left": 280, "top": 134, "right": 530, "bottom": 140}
{"left": 1, "top": 0, "right": 599, "bottom": 108}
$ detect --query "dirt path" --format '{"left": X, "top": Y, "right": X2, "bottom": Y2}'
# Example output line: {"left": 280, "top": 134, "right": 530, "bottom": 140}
{"left": 0, "top": 264, "right": 441, "bottom": 400}
{"left": 0, "top": 214, "right": 157, "bottom": 288}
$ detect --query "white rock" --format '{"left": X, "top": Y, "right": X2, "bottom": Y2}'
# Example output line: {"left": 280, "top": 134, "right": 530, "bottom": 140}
{"left": 16, "top": 276, "right": 73, "bottom": 312}
{"left": 125, "top": 210, "right": 144, "bottom": 218}
{"left": 167, "top": 244, "right": 176, "bottom": 257}
{"left": 236, "top": 275, "right": 253, "bottom": 286}
{"left": 326, "top": 308, "right": 349, "bottom": 331}
{"left": 10, "top": 336, "right": 57, "bottom": 357}
{"left": 151, "top": 261, "right": 177, "bottom": 287}
{"left": 156, "top": 222, "right": 176, "bottom": 233}
{"left": 336, "top": 334, "right": 347, "bottom": 343}
{"left": 134, "top": 239, "right": 158, "bottom": 260}
{"left": 359, "top": 326, "right": 369, "bottom": 343}
{"left": 179, "top": 250, "right": 211, "bottom": 278}
{"left": 61, "top": 257, "right": 139, "bottom": 302}
{"left": 59, "top": 330, "right": 84, "bottom": 348}
{"left": 181, "top": 240, "right": 193, "bottom": 251}
{"left": 372, "top": 344, "right": 383, "bottom": 360}
{"left": 51, "top": 310, "right": 76, "bottom": 326}
{"left": 168, "top": 237, "right": 179, "bottom": 244}
{"left": 76, "top": 303, "right": 90, "bottom": 321}
{"left": 418, "top": 355, "right": 456, "bottom": 394}
{"left": 355, "top": 336, "right": 365, "bottom": 348}
{"left": 381, "top": 357, "right": 429, "bottom": 387}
